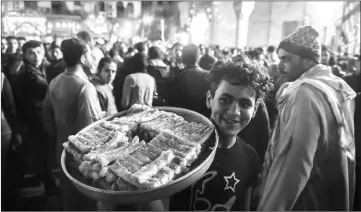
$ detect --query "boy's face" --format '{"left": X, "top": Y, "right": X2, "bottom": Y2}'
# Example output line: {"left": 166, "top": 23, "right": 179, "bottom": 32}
{"left": 8, "top": 38, "right": 18, "bottom": 54}
{"left": 25, "top": 46, "right": 44, "bottom": 68}
{"left": 100, "top": 61, "right": 117, "bottom": 84}
{"left": 207, "top": 80, "right": 258, "bottom": 138}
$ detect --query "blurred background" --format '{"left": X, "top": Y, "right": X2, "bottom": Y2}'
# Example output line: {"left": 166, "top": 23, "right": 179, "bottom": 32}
{"left": 1, "top": 1, "right": 360, "bottom": 54}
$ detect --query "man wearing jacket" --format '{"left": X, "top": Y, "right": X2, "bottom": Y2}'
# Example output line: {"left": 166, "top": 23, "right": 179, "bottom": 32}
{"left": 11, "top": 40, "right": 54, "bottom": 195}
{"left": 258, "top": 26, "right": 356, "bottom": 211}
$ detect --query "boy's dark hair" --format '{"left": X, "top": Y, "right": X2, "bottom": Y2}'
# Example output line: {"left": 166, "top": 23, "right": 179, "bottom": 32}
{"left": 22, "top": 40, "right": 43, "bottom": 55}
{"left": 267, "top": 45, "right": 276, "bottom": 53}
{"left": 182, "top": 44, "right": 200, "bottom": 66}
{"left": 77, "top": 31, "right": 92, "bottom": 45}
{"left": 134, "top": 42, "right": 146, "bottom": 52}
{"left": 207, "top": 52, "right": 273, "bottom": 101}
{"left": 61, "top": 38, "right": 88, "bottom": 67}
{"left": 17, "top": 37, "right": 26, "bottom": 42}
{"left": 148, "top": 46, "right": 162, "bottom": 60}
{"left": 97, "top": 57, "right": 116, "bottom": 73}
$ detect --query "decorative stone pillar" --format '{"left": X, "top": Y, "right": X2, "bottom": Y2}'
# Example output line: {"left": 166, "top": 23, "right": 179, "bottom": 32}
{"left": 233, "top": 2, "right": 243, "bottom": 48}
{"left": 233, "top": 1, "right": 254, "bottom": 49}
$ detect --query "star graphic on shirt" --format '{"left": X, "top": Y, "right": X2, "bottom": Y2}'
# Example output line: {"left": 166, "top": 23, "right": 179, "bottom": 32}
{"left": 224, "top": 172, "right": 240, "bottom": 193}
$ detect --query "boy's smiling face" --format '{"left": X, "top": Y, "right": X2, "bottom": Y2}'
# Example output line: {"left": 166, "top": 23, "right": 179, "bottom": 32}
{"left": 207, "top": 80, "right": 258, "bottom": 138}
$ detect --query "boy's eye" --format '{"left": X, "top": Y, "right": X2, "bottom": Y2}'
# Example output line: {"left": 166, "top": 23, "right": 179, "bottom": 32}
{"left": 219, "top": 98, "right": 230, "bottom": 104}
{"left": 239, "top": 100, "right": 252, "bottom": 108}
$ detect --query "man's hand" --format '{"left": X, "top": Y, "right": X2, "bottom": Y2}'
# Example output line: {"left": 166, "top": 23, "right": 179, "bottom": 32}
{"left": 100, "top": 111, "right": 107, "bottom": 119}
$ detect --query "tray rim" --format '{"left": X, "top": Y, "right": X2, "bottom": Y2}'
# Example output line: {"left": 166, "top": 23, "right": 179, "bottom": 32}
{"left": 61, "top": 106, "right": 218, "bottom": 196}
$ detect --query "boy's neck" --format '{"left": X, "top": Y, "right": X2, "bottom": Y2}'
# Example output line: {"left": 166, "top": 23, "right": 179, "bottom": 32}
{"left": 217, "top": 134, "right": 237, "bottom": 149}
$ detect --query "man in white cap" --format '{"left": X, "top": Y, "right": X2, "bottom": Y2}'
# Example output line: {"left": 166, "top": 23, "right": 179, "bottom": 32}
{"left": 258, "top": 26, "right": 356, "bottom": 210}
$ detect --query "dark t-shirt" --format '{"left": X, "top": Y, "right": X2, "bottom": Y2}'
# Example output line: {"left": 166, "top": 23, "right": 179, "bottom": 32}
{"left": 170, "top": 137, "right": 261, "bottom": 211}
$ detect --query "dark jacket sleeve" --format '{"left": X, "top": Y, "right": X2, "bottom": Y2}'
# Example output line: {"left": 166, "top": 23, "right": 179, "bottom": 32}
{"left": 1, "top": 74, "right": 21, "bottom": 135}
{"left": 11, "top": 71, "right": 49, "bottom": 130}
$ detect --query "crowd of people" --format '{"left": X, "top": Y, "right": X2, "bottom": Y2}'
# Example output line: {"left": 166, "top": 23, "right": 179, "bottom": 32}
{"left": 1, "top": 25, "right": 360, "bottom": 211}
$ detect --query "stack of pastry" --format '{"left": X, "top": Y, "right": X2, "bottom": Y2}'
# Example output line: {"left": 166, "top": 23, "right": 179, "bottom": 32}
{"left": 63, "top": 104, "right": 214, "bottom": 191}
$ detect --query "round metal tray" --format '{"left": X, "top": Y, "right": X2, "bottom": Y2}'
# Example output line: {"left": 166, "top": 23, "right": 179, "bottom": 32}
{"left": 61, "top": 107, "right": 219, "bottom": 205}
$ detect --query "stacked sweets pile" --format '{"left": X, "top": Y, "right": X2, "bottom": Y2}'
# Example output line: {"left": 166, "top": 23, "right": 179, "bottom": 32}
{"left": 63, "top": 104, "right": 214, "bottom": 191}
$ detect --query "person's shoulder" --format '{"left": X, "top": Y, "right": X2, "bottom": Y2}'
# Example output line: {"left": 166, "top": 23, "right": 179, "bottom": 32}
{"left": 236, "top": 137, "right": 260, "bottom": 160}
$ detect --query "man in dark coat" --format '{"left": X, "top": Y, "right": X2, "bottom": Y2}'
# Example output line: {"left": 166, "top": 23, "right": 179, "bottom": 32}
{"left": 11, "top": 40, "right": 54, "bottom": 195}
{"left": 46, "top": 41, "right": 66, "bottom": 83}
{"left": 168, "top": 44, "right": 209, "bottom": 113}
{"left": 199, "top": 47, "right": 217, "bottom": 71}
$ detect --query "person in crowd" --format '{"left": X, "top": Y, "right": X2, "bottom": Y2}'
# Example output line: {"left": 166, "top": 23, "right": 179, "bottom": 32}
{"left": 166, "top": 42, "right": 184, "bottom": 79}
{"left": 125, "top": 42, "right": 148, "bottom": 77}
{"left": 1, "top": 38, "right": 8, "bottom": 69}
{"left": 1, "top": 71, "right": 23, "bottom": 210}
{"left": 230, "top": 48, "right": 238, "bottom": 57}
{"left": 264, "top": 63, "right": 283, "bottom": 129}
{"left": 328, "top": 56, "right": 343, "bottom": 76}
{"left": 77, "top": 30, "right": 104, "bottom": 75}
{"left": 342, "top": 55, "right": 360, "bottom": 93}
{"left": 199, "top": 47, "right": 217, "bottom": 71}
{"left": 11, "top": 40, "right": 55, "bottom": 195}
{"left": 112, "top": 45, "right": 138, "bottom": 112}
{"left": 347, "top": 56, "right": 358, "bottom": 74}
{"left": 214, "top": 45, "right": 223, "bottom": 60}
{"left": 168, "top": 44, "right": 209, "bottom": 114}
{"left": 120, "top": 43, "right": 155, "bottom": 110}
{"left": 45, "top": 41, "right": 66, "bottom": 83}
{"left": 91, "top": 57, "right": 118, "bottom": 116}
{"left": 339, "top": 60, "right": 349, "bottom": 72}
{"left": 109, "top": 41, "right": 125, "bottom": 68}
{"left": 3, "top": 36, "right": 21, "bottom": 80}
{"left": 121, "top": 71, "right": 156, "bottom": 110}
{"left": 144, "top": 54, "right": 273, "bottom": 211}
{"left": 147, "top": 46, "right": 170, "bottom": 106}
{"left": 266, "top": 45, "right": 280, "bottom": 64}
{"left": 125, "top": 46, "right": 137, "bottom": 58}
{"left": 43, "top": 38, "right": 102, "bottom": 210}
{"left": 248, "top": 48, "right": 268, "bottom": 68}
{"left": 258, "top": 26, "right": 356, "bottom": 211}
{"left": 17, "top": 37, "right": 26, "bottom": 55}
{"left": 321, "top": 45, "right": 330, "bottom": 65}
{"left": 199, "top": 44, "right": 206, "bottom": 56}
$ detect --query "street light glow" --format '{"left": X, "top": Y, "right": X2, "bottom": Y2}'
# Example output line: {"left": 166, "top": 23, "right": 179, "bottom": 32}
{"left": 142, "top": 15, "right": 153, "bottom": 25}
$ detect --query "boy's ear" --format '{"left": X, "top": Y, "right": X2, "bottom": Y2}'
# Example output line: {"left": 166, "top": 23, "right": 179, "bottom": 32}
{"left": 252, "top": 100, "right": 260, "bottom": 118}
{"left": 206, "top": 91, "right": 212, "bottom": 109}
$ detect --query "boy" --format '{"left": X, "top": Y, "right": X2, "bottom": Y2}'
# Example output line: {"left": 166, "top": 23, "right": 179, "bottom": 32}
{"left": 143, "top": 53, "right": 273, "bottom": 211}
{"left": 91, "top": 57, "right": 118, "bottom": 116}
